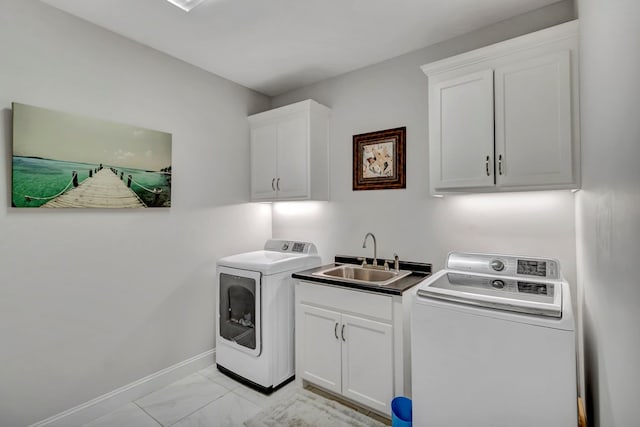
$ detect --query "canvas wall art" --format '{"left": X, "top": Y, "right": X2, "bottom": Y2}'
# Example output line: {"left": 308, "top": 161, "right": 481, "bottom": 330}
{"left": 11, "top": 102, "right": 172, "bottom": 208}
{"left": 353, "top": 126, "right": 406, "bottom": 191}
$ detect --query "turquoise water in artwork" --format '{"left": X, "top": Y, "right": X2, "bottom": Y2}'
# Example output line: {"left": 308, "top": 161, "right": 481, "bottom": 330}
{"left": 111, "top": 165, "right": 172, "bottom": 208}
{"left": 12, "top": 156, "right": 171, "bottom": 208}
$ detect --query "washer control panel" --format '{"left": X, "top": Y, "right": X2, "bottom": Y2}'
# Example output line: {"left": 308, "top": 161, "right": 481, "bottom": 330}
{"left": 447, "top": 252, "right": 559, "bottom": 280}
{"left": 490, "top": 260, "right": 505, "bottom": 272}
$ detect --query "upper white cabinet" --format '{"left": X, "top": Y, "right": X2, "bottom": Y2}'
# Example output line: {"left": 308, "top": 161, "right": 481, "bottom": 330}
{"left": 422, "top": 20, "right": 580, "bottom": 194}
{"left": 249, "top": 100, "right": 330, "bottom": 201}
{"left": 495, "top": 50, "right": 573, "bottom": 187}
{"left": 431, "top": 69, "right": 495, "bottom": 189}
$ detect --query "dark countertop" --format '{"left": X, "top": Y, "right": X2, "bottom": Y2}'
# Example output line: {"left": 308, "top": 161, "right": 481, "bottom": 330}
{"left": 292, "top": 255, "right": 432, "bottom": 296}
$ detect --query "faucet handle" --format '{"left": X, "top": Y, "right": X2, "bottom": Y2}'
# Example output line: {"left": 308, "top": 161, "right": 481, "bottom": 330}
{"left": 393, "top": 253, "right": 400, "bottom": 272}
{"left": 357, "top": 257, "right": 367, "bottom": 267}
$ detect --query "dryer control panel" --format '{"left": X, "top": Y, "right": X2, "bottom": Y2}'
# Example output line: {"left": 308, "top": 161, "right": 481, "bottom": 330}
{"left": 447, "top": 252, "right": 560, "bottom": 280}
{"left": 263, "top": 239, "right": 318, "bottom": 254}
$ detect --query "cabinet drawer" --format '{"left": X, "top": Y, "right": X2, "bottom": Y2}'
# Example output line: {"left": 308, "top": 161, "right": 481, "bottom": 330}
{"left": 297, "top": 281, "right": 392, "bottom": 322}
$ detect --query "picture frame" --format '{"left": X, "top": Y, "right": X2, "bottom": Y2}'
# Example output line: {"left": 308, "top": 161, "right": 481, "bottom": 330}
{"left": 352, "top": 126, "right": 406, "bottom": 191}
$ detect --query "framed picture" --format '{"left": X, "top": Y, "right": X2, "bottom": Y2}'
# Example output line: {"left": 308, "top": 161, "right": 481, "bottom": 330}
{"left": 353, "top": 126, "right": 406, "bottom": 191}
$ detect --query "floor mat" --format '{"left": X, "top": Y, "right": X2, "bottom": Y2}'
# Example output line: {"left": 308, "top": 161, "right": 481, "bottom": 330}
{"left": 244, "top": 388, "right": 386, "bottom": 427}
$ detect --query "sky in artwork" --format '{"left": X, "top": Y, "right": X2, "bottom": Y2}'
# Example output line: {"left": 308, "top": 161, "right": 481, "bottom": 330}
{"left": 12, "top": 103, "right": 172, "bottom": 171}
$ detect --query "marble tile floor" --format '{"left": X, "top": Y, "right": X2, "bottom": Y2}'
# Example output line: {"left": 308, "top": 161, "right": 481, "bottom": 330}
{"left": 81, "top": 365, "right": 391, "bottom": 427}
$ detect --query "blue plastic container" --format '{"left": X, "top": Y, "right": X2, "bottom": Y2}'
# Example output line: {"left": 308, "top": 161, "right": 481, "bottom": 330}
{"left": 391, "top": 396, "right": 412, "bottom": 427}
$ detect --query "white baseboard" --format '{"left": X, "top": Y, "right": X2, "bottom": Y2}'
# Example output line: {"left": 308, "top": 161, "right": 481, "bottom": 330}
{"left": 31, "top": 349, "right": 216, "bottom": 427}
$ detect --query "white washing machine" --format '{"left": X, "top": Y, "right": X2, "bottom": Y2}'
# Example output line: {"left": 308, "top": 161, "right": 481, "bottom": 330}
{"left": 216, "top": 240, "right": 321, "bottom": 393}
{"left": 411, "top": 252, "right": 577, "bottom": 427}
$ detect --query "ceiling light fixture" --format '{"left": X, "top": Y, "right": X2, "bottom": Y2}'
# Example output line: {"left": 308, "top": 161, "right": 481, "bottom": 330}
{"left": 165, "top": 0, "right": 206, "bottom": 12}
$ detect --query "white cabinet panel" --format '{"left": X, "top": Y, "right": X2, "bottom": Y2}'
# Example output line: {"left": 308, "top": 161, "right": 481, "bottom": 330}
{"left": 298, "top": 304, "right": 342, "bottom": 394}
{"left": 495, "top": 50, "right": 573, "bottom": 187}
{"left": 250, "top": 125, "right": 278, "bottom": 200}
{"left": 295, "top": 281, "right": 404, "bottom": 416}
{"left": 341, "top": 314, "right": 393, "bottom": 414}
{"left": 430, "top": 70, "right": 495, "bottom": 191}
{"left": 422, "top": 20, "right": 579, "bottom": 194}
{"left": 276, "top": 114, "right": 309, "bottom": 199}
{"left": 249, "top": 100, "right": 329, "bottom": 201}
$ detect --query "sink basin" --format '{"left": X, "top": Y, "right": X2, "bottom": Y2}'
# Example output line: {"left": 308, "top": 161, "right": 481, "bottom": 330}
{"left": 311, "top": 265, "right": 412, "bottom": 286}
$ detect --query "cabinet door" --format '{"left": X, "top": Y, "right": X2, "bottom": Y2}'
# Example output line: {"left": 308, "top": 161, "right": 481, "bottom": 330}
{"left": 341, "top": 314, "right": 393, "bottom": 414}
{"left": 429, "top": 69, "right": 495, "bottom": 191}
{"left": 494, "top": 50, "right": 573, "bottom": 187}
{"left": 251, "top": 124, "right": 278, "bottom": 200}
{"left": 276, "top": 114, "right": 309, "bottom": 199}
{"left": 298, "top": 304, "right": 342, "bottom": 394}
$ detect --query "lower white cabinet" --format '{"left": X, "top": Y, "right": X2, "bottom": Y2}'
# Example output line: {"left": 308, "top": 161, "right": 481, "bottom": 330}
{"left": 295, "top": 281, "right": 409, "bottom": 416}
{"left": 341, "top": 313, "right": 393, "bottom": 411}
{"left": 298, "top": 304, "right": 393, "bottom": 412}
{"left": 298, "top": 304, "right": 343, "bottom": 393}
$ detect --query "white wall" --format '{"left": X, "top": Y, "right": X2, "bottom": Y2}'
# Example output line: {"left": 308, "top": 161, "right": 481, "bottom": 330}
{"left": 576, "top": 0, "right": 640, "bottom": 425}
{"left": 272, "top": 2, "right": 578, "bottom": 291}
{"left": 0, "top": 1, "right": 271, "bottom": 425}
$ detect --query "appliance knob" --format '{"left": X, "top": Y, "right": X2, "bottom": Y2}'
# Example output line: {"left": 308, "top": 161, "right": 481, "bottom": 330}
{"left": 490, "top": 259, "right": 505, "bottom": 272}
{"left": 282, "top": 242, "right": 289, "bottom": 251}
{"left": 492, "top": 280, "right": 505, "bottom": 289}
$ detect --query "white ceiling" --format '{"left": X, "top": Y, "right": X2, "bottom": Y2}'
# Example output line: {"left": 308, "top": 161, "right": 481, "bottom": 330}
{"left": 40, "top": 0, "right": 561, "bottom": 97}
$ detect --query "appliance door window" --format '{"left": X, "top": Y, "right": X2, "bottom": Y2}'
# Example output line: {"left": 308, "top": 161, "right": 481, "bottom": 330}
{"left": 218, "top": 267, "right": 261, "bottom": 356}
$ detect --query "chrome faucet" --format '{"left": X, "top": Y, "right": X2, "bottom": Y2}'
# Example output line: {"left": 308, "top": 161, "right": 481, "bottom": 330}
{"left": 362, "top": 232, "right": 377, "bottom": 267}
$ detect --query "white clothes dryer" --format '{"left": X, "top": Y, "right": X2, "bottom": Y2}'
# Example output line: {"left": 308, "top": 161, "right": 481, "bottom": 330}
{"left": 411, "top": 252, "right": 577, "bottom": 427}
{"left": 216, "top": 240, "right": 321, "bottom": 393}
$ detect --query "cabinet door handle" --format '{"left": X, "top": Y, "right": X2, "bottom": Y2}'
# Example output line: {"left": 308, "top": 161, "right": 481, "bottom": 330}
{"left": 334, "top": 322, "right": 339, "bottom": 340}
{"left": 271, "top": 178, "right": 276, "bottom": 191}
{"left": 276, "top": 177, "right": 280, "bottom": 191}
{"left": 498, "top": 154, "right": 503, "bottom": 175}
{"left": 341, "top": 324, "right": 346, "bottom": 342}
{"left": 485, "top": 155, "right": 491, "bottom": 176}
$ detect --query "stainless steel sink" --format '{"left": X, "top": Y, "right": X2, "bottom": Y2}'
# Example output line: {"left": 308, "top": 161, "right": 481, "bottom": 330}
{"left": 311, "top": 265, "right": 412, "bottom": 286}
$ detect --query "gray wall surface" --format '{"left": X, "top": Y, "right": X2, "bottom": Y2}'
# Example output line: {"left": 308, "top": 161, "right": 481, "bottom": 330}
{"left": 576, "top": 0, "right": 640, "bottom": 425}
{"left": 0, "top": 1, "right": 271, "bottom": 425}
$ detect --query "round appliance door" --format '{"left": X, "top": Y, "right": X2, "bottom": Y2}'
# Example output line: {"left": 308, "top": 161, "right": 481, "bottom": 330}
{"left": 217, "top": 266, "right": 261, "bottom": 357}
